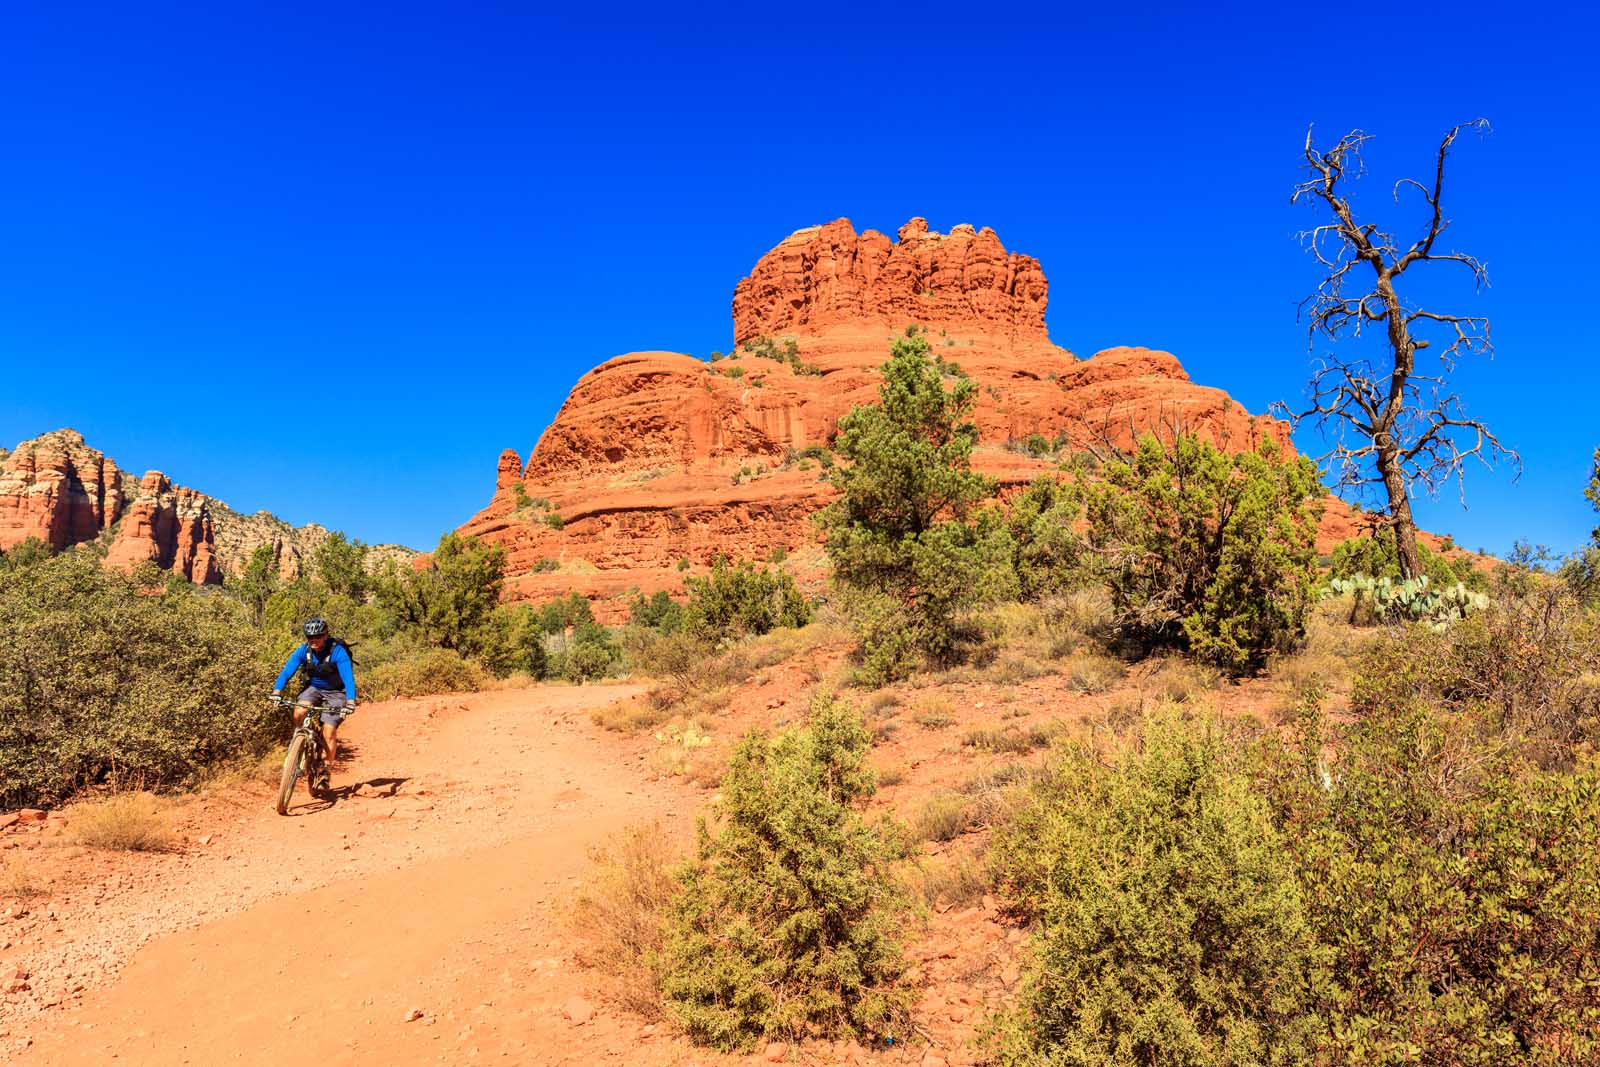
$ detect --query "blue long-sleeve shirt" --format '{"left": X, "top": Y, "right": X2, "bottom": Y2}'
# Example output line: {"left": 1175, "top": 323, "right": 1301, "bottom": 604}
{"left": 274, "top": 642, "right": 357, "bottom": 701}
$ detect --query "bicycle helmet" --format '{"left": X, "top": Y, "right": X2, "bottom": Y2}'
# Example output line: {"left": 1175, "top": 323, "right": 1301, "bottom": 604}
{"left": 303, "top": 617, "right": 330, "bottom": 638}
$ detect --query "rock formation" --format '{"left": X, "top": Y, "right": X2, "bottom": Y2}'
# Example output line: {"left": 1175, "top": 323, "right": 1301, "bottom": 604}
{"left": 459, "top": 218, "right": 1299, "bottom": 618}
{"left": 0, "top": 429, "right": 415, "bottom": 583}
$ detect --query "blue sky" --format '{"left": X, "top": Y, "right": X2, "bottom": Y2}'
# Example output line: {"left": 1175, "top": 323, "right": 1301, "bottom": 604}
{"left": 2, "top": 1, "right": 1595, "bottom": 555}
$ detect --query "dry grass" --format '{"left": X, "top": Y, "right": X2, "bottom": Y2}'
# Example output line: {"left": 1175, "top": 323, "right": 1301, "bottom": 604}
{"left": 1061, "top": 651, "right": 1126, "bottom": 694}
{"left": 916, "top": 849, "right": 987, "bottom": 910}
{"left": 1142, "top": 657, "right": 1220, "bottom": 704}
{"left": 912, "top": 696, "right": 955, "bottom": 730}
{"left": 874, "top": 758, "right": 907, "bottom": 788}
{"left": 68, "top": 792, "right": 172, "bottom": 852}
{"left": 910, "top": 792, "right": 976, "bottom": 843}
{"left": 592, "top": 694, "right": 677, "bottom": 734}
{"left": 571, "top": 821, "right": 679, "bottom": 1016}
{"left": 961, "top": 720, "right": 1061, "bottom": 755}
{"left": 2, "top": 854, "right": 50, "bottom": 900}
{"left": 865, "top": 690, "right": 902, "bottom": 715}
{"left": 1269, "top": 600, "right": 1372, "bottom": 710}
{"left": 647, "top": 719, "right": 723, "bottom": 786}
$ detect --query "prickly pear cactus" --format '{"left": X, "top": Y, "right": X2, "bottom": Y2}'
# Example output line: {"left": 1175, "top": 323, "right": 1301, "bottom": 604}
{"left": 1324, "top": 573, "right": 1488, "bottom": 629}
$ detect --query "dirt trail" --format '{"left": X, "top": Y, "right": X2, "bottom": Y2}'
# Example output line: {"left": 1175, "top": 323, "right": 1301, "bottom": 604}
{"left": 5, "top": 684, "right": 720, "bottom": 1066}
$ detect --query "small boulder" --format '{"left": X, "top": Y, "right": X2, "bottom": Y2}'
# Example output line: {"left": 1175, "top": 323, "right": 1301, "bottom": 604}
{"left": 763, "top": 1041, "right": 790, "bottom": 1062}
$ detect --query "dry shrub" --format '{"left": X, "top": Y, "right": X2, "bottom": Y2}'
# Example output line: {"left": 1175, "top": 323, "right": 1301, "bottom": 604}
{"left": 1042, "top": 588, "right": 1115, "bottom": 654}
{"left": 962, "top": 722, "right": 1059, "bottom": 755}
{"left": 2, "top": 853, "right": 50, "bottom": 900}
{"left": 917, "top": 849, "right": 987, "bottom": 909}
{"left": 988, "top": 653, "right": 1052, "bottom": 685}
{"left": 874, "top": 759, "right": 907, "bottom": 788}
{"left": 1060, "top": 651, "right": 1125, "bottom": 694}
{"left": 912, "top": 696, "right": 955, "bottom": 729}
{"left": 911, "top": 792, "right": 975, "bottom": 843}
{"left": 865, "top": 690, "right": 902, "bottom": 715}
{"left": 593, "top": 695, "right": 676, "bottom": 734}
{"left": 648, "top": 719, "right": 722, "bottom": 785}
{"left": 1142, "top": 657, "right": 1219, "bottom": 704}
{"left": 572, "top": 821, "right": 679, "bottom": 1015}
{"left": 68, "top": 792, "right": 172, "bottom": 851}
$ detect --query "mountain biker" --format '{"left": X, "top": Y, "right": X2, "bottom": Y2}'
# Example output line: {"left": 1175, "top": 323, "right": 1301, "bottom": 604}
{"left": 271, "top": 617, "right": 358, "bottom": 785}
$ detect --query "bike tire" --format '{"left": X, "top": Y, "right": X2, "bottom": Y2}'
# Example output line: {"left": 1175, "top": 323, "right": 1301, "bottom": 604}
{"left": 277, "top": 733, "right": 307, "bottom": 816}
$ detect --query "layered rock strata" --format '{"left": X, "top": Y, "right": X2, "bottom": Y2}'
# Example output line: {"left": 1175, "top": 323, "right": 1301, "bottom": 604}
{"left": 460, "top": 218, "right": 1297, "bottom": 618}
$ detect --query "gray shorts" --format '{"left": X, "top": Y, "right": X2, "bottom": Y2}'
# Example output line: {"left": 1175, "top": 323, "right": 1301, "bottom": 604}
{"left": 297, "top": 687, "right": 350, "bottom": 726}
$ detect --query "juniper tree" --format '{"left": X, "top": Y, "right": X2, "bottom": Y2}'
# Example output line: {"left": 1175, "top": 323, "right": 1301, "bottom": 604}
{"left": 817, "top": 328, "right": 1015, "bottom": 682}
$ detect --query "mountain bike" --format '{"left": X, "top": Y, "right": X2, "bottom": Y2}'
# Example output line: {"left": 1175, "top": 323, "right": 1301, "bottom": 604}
{"left": 273, "top": 697, "right": 335, "bottom": 815}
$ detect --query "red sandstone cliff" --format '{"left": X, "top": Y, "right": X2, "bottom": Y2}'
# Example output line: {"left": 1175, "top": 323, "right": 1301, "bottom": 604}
{"left": 0, "top": 429, "right": 414, "bottom": 582}
{"left": 460, "top": 218, "right": 1299, "bottom": 617}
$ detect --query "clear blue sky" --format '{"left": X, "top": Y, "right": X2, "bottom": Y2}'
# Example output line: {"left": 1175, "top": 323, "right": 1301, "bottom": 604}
{"left": 2, "top": 2, "right": 1595, "bottom": 555}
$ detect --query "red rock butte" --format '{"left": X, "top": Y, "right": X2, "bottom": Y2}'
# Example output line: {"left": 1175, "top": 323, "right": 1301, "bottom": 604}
{"left": 460, "top": 217, "right": 1356, "bottom": 618}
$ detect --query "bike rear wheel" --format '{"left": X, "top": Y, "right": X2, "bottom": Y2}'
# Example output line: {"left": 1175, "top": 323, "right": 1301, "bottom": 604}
{"left": 277, "top": 734, "right": 307, "bottom": 815}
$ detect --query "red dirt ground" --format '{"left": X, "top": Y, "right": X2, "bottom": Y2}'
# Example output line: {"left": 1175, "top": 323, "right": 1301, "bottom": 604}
{"left": 2, "top": 639, "right": 1301, "bottom": 1067}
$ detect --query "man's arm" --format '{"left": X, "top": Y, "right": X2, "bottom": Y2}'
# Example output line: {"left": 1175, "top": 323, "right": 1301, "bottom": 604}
{"left": 333, "top": 645, "right": 357, "bottom": 703}
{"left": 273, "top": 644, "right": 307, "bottom": 693}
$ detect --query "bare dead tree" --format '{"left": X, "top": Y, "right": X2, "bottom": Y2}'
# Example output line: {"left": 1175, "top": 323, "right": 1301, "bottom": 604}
{"left": 1276, "top": 119, "right": 1520, "bottom": 579}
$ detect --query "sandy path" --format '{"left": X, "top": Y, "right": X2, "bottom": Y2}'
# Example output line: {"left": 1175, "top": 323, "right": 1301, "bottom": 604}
{"left": 6, "top": 684, "right": 718, "bottom": 1066}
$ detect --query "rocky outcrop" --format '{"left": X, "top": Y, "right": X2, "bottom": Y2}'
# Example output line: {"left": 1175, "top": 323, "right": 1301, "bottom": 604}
{"left": 0, "top": 429, "right": 416, "bottom": 583}
{"left": 0, "top": 430, "right": 126, "bottom": 553}
{"left": 102, "top": 472, "right": 221, "bottom": 583}
{"left": 732, "top": 217, "right": 1051, "bottom": 345}
{"left": 460, "top": 218, "right": 1296, "bottom": 618}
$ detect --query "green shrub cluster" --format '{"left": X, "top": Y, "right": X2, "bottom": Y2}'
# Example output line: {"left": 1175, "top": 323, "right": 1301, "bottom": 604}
{"left": 989, "top": 613, "right": 1600, "bottom": 1064}
{"left": 740, "top": 334, "right": 823, "bottom": 376}
{"left": 681, "top": 556, "right": 810, "bottom": 645}
{"left": 1084, "top": 432, "right": 1323, "bottom": 673}
{"left": 987, "top": 708, "right": 1326, "bottom": 1065}
{"left": 659, "top": 694, "right": 913, "bottom": 1049}
{"left": 819, "top": 328, "right": 1015, "bottom": 683}
{"left": 1263, "top": 696, "right": 1600, "bottom": 1062}
{"left": 1328, "top": 527, "right": 1483, "bottom": 589}
{"left": 0, "top": 552, "right": 279, "bottom": 808}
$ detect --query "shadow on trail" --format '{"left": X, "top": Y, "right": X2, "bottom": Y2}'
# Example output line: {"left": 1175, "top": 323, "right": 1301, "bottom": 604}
{"left": 283, "top": 775, "right": 412, "bottom": 817}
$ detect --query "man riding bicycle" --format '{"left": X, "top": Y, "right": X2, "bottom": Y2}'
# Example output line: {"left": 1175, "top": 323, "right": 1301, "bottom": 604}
{"left": 271, "top": 617, "right": 358, "bottom": 789}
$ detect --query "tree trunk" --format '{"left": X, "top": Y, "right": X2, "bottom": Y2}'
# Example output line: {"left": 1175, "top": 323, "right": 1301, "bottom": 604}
{"left": 1376, "top": 437, "right": 1423, "bottom": 579}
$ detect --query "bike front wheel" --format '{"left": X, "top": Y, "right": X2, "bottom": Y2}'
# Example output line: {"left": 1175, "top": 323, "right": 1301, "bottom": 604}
{"left": 277, "top": 734, "right": 307, "bottom": 815}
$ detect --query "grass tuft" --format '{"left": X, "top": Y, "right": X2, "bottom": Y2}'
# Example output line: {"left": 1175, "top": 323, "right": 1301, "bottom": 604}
{"left": 68, "top": 792, "right": 172, "bottom": 851}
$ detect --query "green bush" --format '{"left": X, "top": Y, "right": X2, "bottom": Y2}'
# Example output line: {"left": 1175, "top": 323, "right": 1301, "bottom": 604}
{"left": 1085, "top": 432, "right": 1322, "bottom": 673}
{"left": 1328, "top": 528, "right": 1483, "bottom": 589}
{"left": 472, "top": 603, "right": 550, "bottom": 679}
{"left": 550, "top": 621, "right": 622, "bottom": 682}
{"left": 373, "top": 532, "right": 505, "bottom": 652}
{"left": 1006, "top": 475, "right": 1090, "bottom": 602}
{"left": 1263, "top": 696, "right": 1600, "bottom": 1063}
{"left": 987, "top": 708, "right": 1326, "bottom": 1065}
{"left": 819, "top": 328, "right": 1016, "bottom": 683}
{"left": 0, "top": 552, "right": 278, "bottom": 807}
{"left": 682, "top": 557, "right": 810, "bottom": 645}
{"left": 659, "top": 694, "right": 913, "bottom": 1049}
{"left": 362, "top": 646, "right": 487, "bottom": 700}
{"left": 628, "top": 589, "right": 685, "bottom": 634}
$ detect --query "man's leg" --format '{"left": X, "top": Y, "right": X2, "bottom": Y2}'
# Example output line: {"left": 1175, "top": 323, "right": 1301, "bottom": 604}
{"left": 294, "top": 687, "right": 320, "bottom": 728}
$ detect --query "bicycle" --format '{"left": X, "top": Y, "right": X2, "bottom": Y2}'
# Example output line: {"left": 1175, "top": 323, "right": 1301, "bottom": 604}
{"left": 272, "top": 696, "right": 342, "bottom": 815}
